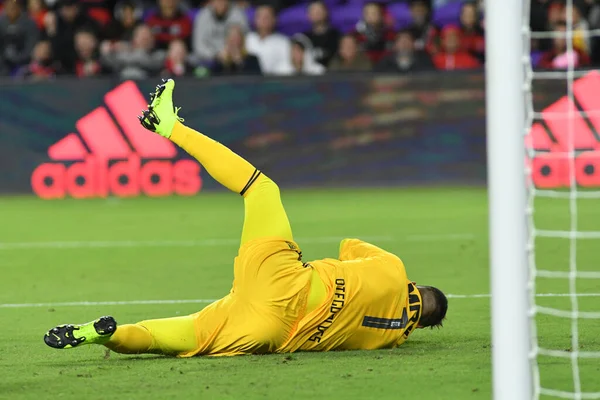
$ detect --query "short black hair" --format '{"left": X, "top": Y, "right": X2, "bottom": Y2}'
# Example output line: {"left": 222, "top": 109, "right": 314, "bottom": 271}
{"left": 418, "top": 286, "right": 448, "bottom": 328}
{"left": 255, "top": 3, "right": 277, "bottom": 15}
{"left": 59, "top": 0, "right": 79, "bottom": 7}
{"left": 363, "top": 1, "right": 384, "bottom": 10}
{"left": 121, "top": 0, "right": 137, "bottom": 10}
{"left": 397, "top": 28, "right": 415, "bottom": 40}
{"left": 308, "top": 0, "right": 330, "bottom": 18}
{"left": 309, "top": 0, "right": 327, "bottom": 7}
{"left": 409, "top": 0, "right": 430, "bottom": 7}
{"left": 460, "top": 1, "right": 479, "bottom": 17}
{"left": 461, "top": 1, "right": 478, "bottom": 10}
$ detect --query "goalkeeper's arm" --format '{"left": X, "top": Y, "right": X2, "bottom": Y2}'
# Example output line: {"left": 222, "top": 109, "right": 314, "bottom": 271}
{"left": 338, "top": 239, "right": 398, "bottom": 262}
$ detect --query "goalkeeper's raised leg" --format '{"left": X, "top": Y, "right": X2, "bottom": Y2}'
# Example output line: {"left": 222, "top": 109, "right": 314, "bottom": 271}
{"left": 139, "top": 79, "right": 294, "bottom": 244}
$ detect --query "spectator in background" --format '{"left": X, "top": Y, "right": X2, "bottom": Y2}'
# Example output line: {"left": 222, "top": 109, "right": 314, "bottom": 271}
{"left": 192, "top": 0, "right": 248, "bottom": 63}
{"left": 569, "top": 2, "right": 591, "bottom": 56}
{"left": 101, "top": 24, "right": 165, "bottom": 79}
{"left": 459, "top": 1, "right": 485, "bottom": 63}
{"left": 0, "top": 0, "right": 39, "bottom": 75}
{"left": 538, "top": 21, "right": 590, "bottom": 69}
{"left": 74, "top": 29, "right": 105, "bottom": 77}
{"left": 212, "top": 24, "right": 261, "bottom": 75}
{"left": 278, "top": 33, "right": 324, "bottom": 75}
{"left": 145, "top": 0, "right": 192, "bottom": 50}
{"left": 587, "top": 0, "right": 600, "bottom": 64}
{"left": 529, "top": 0, "right": 557, "bottom": 52}
{"left": 353, "top": 2, "right": 396, "bottom": 64}
{"left": 161, "top": 38, "right": 191, "bottom": 76}
{"left": 547, "top": 1, "right": 565, "bottom": 26}
{"left": 28, "top": 0, "right": 47, "bottom": 30}
{"left": 18, "top": 39, "right": 57, "bottom": 79}
{"left": 245, "top": 5, "right": 290, "bottom": 74}
{"left": 407, "top": 0, "right": 439, "bottom": 54}
{"left": 530, "top": 0, "right": 552, "bottom": 34}
{"left": 432, "top": 25, "right": 480, "bottom": 70}
{"left": 47, "top": 0, "right": 100, "bottom": 74}
{"left": 303, "top": 0, "right": 340, "bottom": 67}
{"left": 104, "top": 0, "right": 143, "bottom": 42}
{"left": 375, "top": 28, "right": 434, "bottom": 73}
{"left": 588, "top": 0, "right": 600, "bottom": 28}
{"left": 328, "top": 34, "right": 371, "bottom": 72}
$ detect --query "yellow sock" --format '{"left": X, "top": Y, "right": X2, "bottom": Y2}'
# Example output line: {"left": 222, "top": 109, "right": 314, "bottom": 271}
{"left": 170, "top": 121, "right": 257, "bottom": 194}
{"left": 104, "top": 324, "right": 153, "bottom": 354}
{"left": 137, "top": 316, "right": 198, "bottom": 355}
{"left": 104, "top": 316, "right": 198, "bottom": 355}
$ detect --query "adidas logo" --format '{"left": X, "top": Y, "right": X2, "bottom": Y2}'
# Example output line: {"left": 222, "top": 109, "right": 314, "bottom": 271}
{"left": 31, "top": 81, "right": 202, "bottom": 199}
{"left": 528, "top": 71, "right": 600, "bottom": 188}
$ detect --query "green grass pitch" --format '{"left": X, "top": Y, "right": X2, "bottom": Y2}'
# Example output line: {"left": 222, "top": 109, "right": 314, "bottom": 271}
{"left": 1, "top": 188, "right": 599, "bottom": 400}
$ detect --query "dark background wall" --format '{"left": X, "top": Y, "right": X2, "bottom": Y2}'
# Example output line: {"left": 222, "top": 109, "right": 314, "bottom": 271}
{"left": 0, "top": 73, "right": 569, "bottom": 195}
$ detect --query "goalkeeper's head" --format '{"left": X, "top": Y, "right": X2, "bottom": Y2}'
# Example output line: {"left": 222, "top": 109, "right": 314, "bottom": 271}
{"left": 417, "top": 286, "right": 448, "bottom": 328}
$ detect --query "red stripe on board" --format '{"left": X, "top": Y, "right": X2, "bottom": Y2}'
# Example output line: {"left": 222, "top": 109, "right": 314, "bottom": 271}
{"left": 104, "top": 81, "right": 177, "bottom": 158}
{"left": 525, "top": 123, "right": 553, "bottom": 151}
{"left": 48, "top": 133, "right": 88, "bottom": 160}
{"left": 76, "top": 107, "right": 131, "bottom": 159}
{"left": 573, "top": 71, "right": 600, "bottom": 149}
{"left": 542, "top": 97, "right": 597, "bottom": 151}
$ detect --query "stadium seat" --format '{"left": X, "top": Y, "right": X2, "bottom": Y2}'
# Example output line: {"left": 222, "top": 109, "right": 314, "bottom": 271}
{"left": 432, "top": 1, "right": 462, "bottom": 27}
{"left": 387, "top": 2, "right": 412, "bottom": 30}
{"left": 348, "top": 0, "right": 391, "bottom": 4}
{"left": 330, "top": 4, "right": 362, "bottom": 34}
{"left": 246, "top": 7, "right": 256, "bottom": 28}
{"left": 187, "top": 8, "right": 201, "bottom": 22}
{"left": 322, "top": 0, "right": 343, "bottom": 8}
{"left": 277, "top": 4, "right": 310, "bottom": 36}
{"left": 530, "top": 51, "right": 543, "bottom": 68}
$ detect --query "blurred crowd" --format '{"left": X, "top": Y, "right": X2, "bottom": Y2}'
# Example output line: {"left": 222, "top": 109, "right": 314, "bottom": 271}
{"left": 0, "top": 0, "right": 598, "bottom": 80}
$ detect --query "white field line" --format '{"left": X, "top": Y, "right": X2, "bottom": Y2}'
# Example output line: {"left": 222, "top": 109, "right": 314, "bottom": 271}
{"left": 0, "top": 233, "right": 477, "bottom": 250}
{"left": 405, "top": 233, "right": 476, "bottom": 242}
{"left": 2, "top": 293, "right": 600, "bottom": 309}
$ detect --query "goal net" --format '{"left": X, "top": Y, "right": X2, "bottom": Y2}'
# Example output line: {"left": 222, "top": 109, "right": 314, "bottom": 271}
{"left": 525, "top": 0, "right": 600, "bottom": 399}
{"left": 487, "top": 0, "right": 600, "bottom": 399}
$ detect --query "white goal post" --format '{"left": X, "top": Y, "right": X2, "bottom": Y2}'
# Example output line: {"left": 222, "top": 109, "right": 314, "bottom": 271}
{"left": 487, "top": 0, "right": 600, "bottom": 398}
{"left": 486, "top": 0, "right": 532, "bottom": 399}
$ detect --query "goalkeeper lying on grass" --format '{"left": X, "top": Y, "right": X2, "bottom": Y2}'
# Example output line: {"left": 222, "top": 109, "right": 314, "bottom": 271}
{"left": 44, "top": 79, "right": 448, "bottom": 357}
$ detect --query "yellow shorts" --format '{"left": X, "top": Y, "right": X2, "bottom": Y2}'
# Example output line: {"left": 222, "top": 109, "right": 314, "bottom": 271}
{"left": 230, "top": 238, "right": 312, "bottom": 351}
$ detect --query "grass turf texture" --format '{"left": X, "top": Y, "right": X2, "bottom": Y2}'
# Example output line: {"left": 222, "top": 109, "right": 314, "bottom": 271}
{"left": 1, "top": 188, "right": 599, "bottom": 400}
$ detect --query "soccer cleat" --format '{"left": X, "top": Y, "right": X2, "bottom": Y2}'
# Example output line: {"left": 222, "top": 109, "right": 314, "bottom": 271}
{"left": 138, "top": 79, "right": 184, "bottom": 139}
{"left": 44, "top": 316, "right": 117, "bottom": 349}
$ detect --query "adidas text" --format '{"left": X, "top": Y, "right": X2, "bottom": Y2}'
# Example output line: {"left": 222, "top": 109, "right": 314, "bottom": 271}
{"left": 32, "top": 156, "right": 201, "bottom": 199}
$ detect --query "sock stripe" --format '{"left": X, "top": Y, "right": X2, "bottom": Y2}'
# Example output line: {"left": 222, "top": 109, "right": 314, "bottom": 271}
{"left": 240, "top": 169, "right": 262, "bottom": 196}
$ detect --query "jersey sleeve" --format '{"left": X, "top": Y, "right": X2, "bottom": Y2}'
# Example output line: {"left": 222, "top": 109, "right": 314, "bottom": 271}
{"left": 338, "top": 238, "right": 398, "bottom": 262}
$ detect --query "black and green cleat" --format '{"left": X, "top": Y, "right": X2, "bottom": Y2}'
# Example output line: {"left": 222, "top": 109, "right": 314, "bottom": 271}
{"left": 44, "top": 316, "right": 117, "bottom": 349}
{"left": 138, "top": 79, "right": 184, "bottom": 139}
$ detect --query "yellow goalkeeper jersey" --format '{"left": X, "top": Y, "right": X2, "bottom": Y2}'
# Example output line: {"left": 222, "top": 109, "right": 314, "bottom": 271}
{"left": 180, "top": 238, "right": 421, "bottom": 357}
{"left": 280, "top": 239, "right": 422, "bottom": 352}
